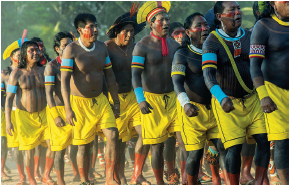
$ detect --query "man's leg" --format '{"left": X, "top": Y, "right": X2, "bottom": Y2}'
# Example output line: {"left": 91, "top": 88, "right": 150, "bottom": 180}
{"left": 240, "top": 140, "right": 256, "bottom": 185}
{"left": 25, "top": 149, "right": 37, "bottom": 185}
{"left": 128, "top": 137, "right": 138, "bottom": 170}
{"left": 274, "top": 139, "right": 289, "bottom": 185}
{"left": 113, "top": 139, "right": 122, "bottom": 184}
{"left": 39, "top": 146, "right": 47, "bottom": 176}
{"left": 34, "top": 144, "right": 42, "bottom": 182}
{"left": 42, "top": 139, "right": 55, "bottom": 185}
{"left": 1, "top": 136, "right": 11, "bottom": 180}
{"left": 98, "top": 137, "right": 106, "bottom": 169}
{"left": 163, "top": 136, "right": 178, "bottom": 183}
{"left": 204, "top": 144, "right": 221, "bottom": 185}
{"left": 225, "top": 143, "right": 243, "bottom": 185}
{"left": 102, "top": 127, "right": 119, "bottom": 185}
{"left": 186, "top": 148, "right": 204, "bottom": 185}
{"left": 151, "top": 143, "right": 165, "bottom": 185}
{"left": 70, "top": 144, "right": 80, "bottom": 181}
{"left": 54, "top": 149, "right": 66, "bottom": 185}
{"left": 77, "top": 143, "right": 91, "bottom": 183}
{"left": 13, "top": 147, "right": 26, "bottom": 184}
{"left": 89, "top": 135, "right": 102, "bottom": 179}
{"left": 118, "top": 141, "right": 127, "bottom": 184}
{"left": 252, "top": 133, "right": 270, "bottom": 185}
{"left": 176, "top": 132, "right": 188, "bottom": 185}
{"left": 131, "top": 125, "right": 150, "bottom": 185}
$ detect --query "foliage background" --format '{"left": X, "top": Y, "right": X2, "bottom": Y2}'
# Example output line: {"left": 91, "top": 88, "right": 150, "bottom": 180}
{"left": 1, "top": 1, "right": 255, "bottom": 69}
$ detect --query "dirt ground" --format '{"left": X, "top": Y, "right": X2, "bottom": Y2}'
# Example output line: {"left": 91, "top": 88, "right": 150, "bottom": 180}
{"left": 1, "top": 149, "right": 260, "bottom": 185}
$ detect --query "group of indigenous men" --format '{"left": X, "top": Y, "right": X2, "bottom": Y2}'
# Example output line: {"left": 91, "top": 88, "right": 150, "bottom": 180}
{"left": 1, "top": 0, "right": 289, "bottom": 185}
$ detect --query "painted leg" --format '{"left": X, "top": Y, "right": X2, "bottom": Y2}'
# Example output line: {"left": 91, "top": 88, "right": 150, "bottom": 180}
{"left": 42, "top": 140, "right": 55, "bottom": 185}
{"left": 240, "top": 140, "right": 256, "bottom": 185}
{"left": 25, "top": 149, "right": 36, "bottom": 185}
{"left": 54, "top": 149, "right": 66, "bottom": 185}
{"left": 70, "top": 144, "right": 80, "bottom": 182}
{"left": 152, "top": 143, "right": 165, "bottom": 185}
{"left": 274, "top": 139, "right": 289, "bottom": 185}
{"left": 186, "top": 149, "right": 204, "bottom": 185}
{"left": 14, "top": 147, "right": 26, "bottom": 185}
{"left": 176, "top": 131, "right": 188, "bottom": 185}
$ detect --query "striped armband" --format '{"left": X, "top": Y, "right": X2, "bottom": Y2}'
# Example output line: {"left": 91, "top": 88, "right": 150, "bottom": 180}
{"left": 171, "top": 64, "right": 186, "bottom": 77}
{"left": 131, "top": 56, "right": 145, "bottom": 69}
{"left": 50, "top": 106, "right": 60, "bottom": 119}
{"left": 177, "top": 92, "right": 191, "bottom": 108}
{"left": 256, "top": 85, "right": 269, "bottom": 100}
{"left": 7, "top": 84, "right": 17, "bottom": 94}
{"left": 134, "top": 87, "right": 146, "bottom": 104}
{"left": 60, "top": 58, "right": 73, "bottom": 72}
{"left": 202, "top": 53, "right": 217, "bottom": 70}
{"left": 45, "top": 76, "right": 55, "bottom": 86}
{"left": 1, "top": 83, "right": 5, "bottom": 92}
{"left": 210, "top": 85, "right": 228, "bottom": 104}
{"left": 104, "top": 56, "right": 112, "bottom": 69}
{"left": 249, "top": 45, "right": 266, "bottom": 59}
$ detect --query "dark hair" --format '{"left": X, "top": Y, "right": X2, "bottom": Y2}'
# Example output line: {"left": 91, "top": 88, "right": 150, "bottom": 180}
{"left": 30, "top": 37, "right": 51, "bottom": 61}
{"left": 259, "top": 2, "right": 274, "bottom": 20}
{"left": 10, "top": 48, "right": 20, "bottom": 66}
{"left": 149, "top": 12, "right": 168, "bottom": 30}
{"left": 180, "top": 12, "right": 204, "bottom": 48}
{"left": 53, "top": 31, "right": 73, "bottom": 55}
{"left": 18, "top": 41, "right": 43, "bottom": 69}
{"left": 168, "top": 22, "right": 183, "bottom": 36}
{"left": 252, "top": 1, "right": 260, "bottom": 22}
{"left": 114, "top": 22, "right": 136, "bottom": 42}
{"left": 210, "top": 1, "right": 225, "bottom": 32}
{"left": 74, "top": 13, "right": 97, "bottom": 32}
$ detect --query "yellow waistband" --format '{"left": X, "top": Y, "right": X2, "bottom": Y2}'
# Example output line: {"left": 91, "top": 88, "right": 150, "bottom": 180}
{"left": 144, "top": 91, "right": 175, "bottom": 96}
{"left": 70, "top": 93, "right": 104, "bottom": 101}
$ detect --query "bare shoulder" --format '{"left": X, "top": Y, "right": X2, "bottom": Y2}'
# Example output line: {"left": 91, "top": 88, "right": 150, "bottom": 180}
{"left": 9, "top": 68, "right": 22, "bottom": 79}
{"left": 104, "top": 39, "right": 114, "bottom": 47}
{"left": 44, "top": 59, "right": 58, "bottom": 75}
{"left": 96, "top": 40, "right": 108, "bottom": 54}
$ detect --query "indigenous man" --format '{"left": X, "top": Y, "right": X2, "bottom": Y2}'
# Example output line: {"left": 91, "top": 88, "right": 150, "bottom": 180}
{"left": 133, "top": 1, "right": 187, "bottom": 184}
{"left": 202, "top": 1, "right": 269, "bottom": 185}
{"left": 5, "top": 41, "right": 51, "bottom": 185}
{"left": 44, "top": 31, "right": 74, "bottom": 185}
{"left": 61, "top": 13, "right": 120, "bottom": 185}
{"left": 1, "top": 37, "right": 27, "bottom": 183}
{"left": 105, "top": 3, "right": 149, "bottom": 185}
{"left": 250, "top": 1, "right": 289, "bottom": 185}
{"left": 169, "top": 22, "right": 186, "bottom": 45}
{"left": 31, "top": 37, "right": 51, "bottom": 66}
{"left": 172, "top": 12, "right": 228, "bottom": 185}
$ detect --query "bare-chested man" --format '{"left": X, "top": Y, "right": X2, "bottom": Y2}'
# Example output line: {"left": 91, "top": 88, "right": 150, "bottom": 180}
{"left": 250, "top": 1, "right": 289, "bottom": 185}
{"left": 105, "top": 6, "right": 150, "bottom": 185}
{"left": 61, "top": 13, "right": 120, "bottom": 185}
{"left": 5, "top": 41, "right": 52, "bottom": 185}
{"left": 132, "top": 1, "right": 187, "bottom": 184}
{"left": 44, "top": 31, "right": 74, "bottom": 185}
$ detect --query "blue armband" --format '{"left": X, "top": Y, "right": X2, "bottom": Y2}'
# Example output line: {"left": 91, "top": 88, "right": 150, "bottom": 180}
{"left": 210, "top": 85, "right": 228, "bottom": 104}
{"left": 7, "top": 84, "right": 17, "bottom": 93}
{"left": 60, "top": 58, "right": 73, "bottom": 72}
{"left": 104, "top": 56, "right": 112, "bottom": 69}
{"left": 1, "top": 83, "right": 4, "bottom": 91}
{"left": 132, "top": 56, "right": 145, "bottom": 69}
{"left": 45, "top": 76, "right": 55, "bottom": 85}
{"left": 134, "top": 87, "right": 146, "bottom": 104}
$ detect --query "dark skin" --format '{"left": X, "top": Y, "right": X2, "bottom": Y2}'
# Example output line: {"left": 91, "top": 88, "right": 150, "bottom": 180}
{"left": 250, "top": 1, "right": 289, "bottom": 184}
{"left": 170, "top": 27, "right": 187, "bottom": 45}
{"left": 132, "top": 12, "right": 183, "bottom": 184}
{"left": 172, "top": 15, "right": 223, "bottom": 185}
{"left": 105, "top": 23, "right": 150, "bottom": 184}
{"left": 44, "top": 37, "right": 73, "bottom": 185}
{"left": 61, "top": 20, "right": 120, "bottom": 184}
{"left": 5, "top": 45, "right": 46, "bottom": 185}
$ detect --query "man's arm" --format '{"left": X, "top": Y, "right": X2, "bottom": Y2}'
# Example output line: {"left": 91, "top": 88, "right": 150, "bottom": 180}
{"left": 202, "top": 38, "right": 234, "bottom": 113}
{"left": 103, "top": 52, "right": 120, "bottom": 118}
{"left": 1, "top": 71, "right": 6, "bottom": 110}
{"left": 5, "top": 69, "right": 19, "bottom": 136}
{"left": 249, "top": 20, "right": 277, "bottom": 113}
{"left": 60, "top": 44, "right": 76, "bottom": 126}
{"left": 44, "top": 63, "right": 65, "bottom": 127}
{"left": 172, "top": 52, "right": 199, "bottom": 117}
{"left": 131, "top": 42, "right": 153, "bottom": 114}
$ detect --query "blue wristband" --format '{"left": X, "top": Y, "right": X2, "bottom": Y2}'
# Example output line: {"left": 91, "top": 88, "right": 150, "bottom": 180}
{"left": 7, "top": 84, "right": 17, "bottom": 93}
{"left": 134, "top": 87, "right": 146, "bottom": 104}
{"left": 210, "top": 85, "right": 228, "bottom": 104}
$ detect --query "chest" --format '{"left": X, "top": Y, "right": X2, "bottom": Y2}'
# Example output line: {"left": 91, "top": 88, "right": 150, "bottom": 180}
{"left": 267, "top": 28, "right": 289, "bottom": 52}
{"left": 74, "top": 52, "right": 106, "bottom": 73}
{"left": 109, "top": 49, "right": 132, "bottom": 72}
{"left": 19, "top": 73, "right": 45, "bottom": 90}
{"left": 146, "top": 46, "right": 175, "bottom": 67}
{"left": 186, "top": 54, "right": 203, "bottom": 74}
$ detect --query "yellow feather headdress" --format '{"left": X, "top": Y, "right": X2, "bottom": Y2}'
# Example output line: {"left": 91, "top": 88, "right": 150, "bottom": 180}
{"left": 137, "top": 1, "right": 171, "bottom": 24}
{"left": 3, "top": 29, "right": 28, "bottom": 60}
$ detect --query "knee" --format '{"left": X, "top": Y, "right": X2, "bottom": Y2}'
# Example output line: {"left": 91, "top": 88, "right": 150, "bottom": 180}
{"left": 1, "top": 137, "right": 6, "bottom": 147}
{"left": 106, "top": 128, "right": 119, "bottom": 143}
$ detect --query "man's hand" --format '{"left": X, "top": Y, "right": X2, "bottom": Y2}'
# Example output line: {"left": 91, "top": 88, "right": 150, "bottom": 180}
{"left": 65, "top": 108, "right": 76, "bottom": 126}
{"left": 111, "top": 103, "right": 120, "bottom": 119}
{"left": 54, "top": 116, "right": 66, "bottom": 127}
{"left": 6, "top": 122, "right": 14, "bottom": 136}
{"left": 221, "top": 97, "right": 235, "bottom": 113}
{"left": 261, "top": 96, "right": 278, "bottom": 113}
{"left": 139, "top": 101, "right": 153, "bottom": 114}
{"left": 184, "top": 103, "right": 199, "bottom": 117}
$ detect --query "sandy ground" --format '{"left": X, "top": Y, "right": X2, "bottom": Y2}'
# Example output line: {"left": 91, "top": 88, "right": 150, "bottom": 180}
{"left": 2, "top": 151, "right": 257, "bottom": 185}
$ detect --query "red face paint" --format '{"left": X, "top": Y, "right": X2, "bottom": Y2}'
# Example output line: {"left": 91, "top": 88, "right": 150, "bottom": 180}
{"left": 278, "top": 1, "right": 288, "bottom": 3}
{"left": 11, "top": 57, "right": 19, "bottom": 63}
{"left": 27, "top": 46, "right": 40, "bottom": 54}
{"left": 171, "top": 27, "right": 186, "bottom": 38}
{"left": 83, "top": 26, "right": 92, "bottom": 39}
{"left": 121, "top": 32, "right": 125, "bottom": 43}
{"left": 155, "top": 20, "right": 162, "bottom": 33}
{"left": 198, "top": 16, "right": 207, "bottom": 31}
{"left": 221, "top": 9, "right": 241, "bottom": 17}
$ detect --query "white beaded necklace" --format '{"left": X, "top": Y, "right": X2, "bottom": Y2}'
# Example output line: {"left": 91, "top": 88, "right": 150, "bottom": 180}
{"left": 189, "top": 44, "right": 202, "bottom": 54}
{"left": 79, "top": 38, "right": 95, "bottom": 52}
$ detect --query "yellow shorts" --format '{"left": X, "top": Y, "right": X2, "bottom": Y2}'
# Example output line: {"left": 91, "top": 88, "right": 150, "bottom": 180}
{"left": 142, "top": 91, "right": 180, "bottom": 145}
{"left": 265, "top": 81, "right": 289, "bottom": 141}
{"left": 109, "top": 90, "right": 140, "bottom": 141}
{"left": 70, "top": 94, "right": 117, "bottom": 145}
{"left": 177, "top": 100, "right": 220, "bottom": 151}
{"left": 7, "top": 109, "right": 19, "bottom": 148}
{"left": 48, "top": 106, "right": 73, "bottom": 151}
{"left": 1, "top": 109, "right": 6, "bottom": 137}
{"left": 212, "top": 92, "right": 267, "bottom": 149}
{"left": 16, "top": 108, "right": 48, "bottom": 150}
